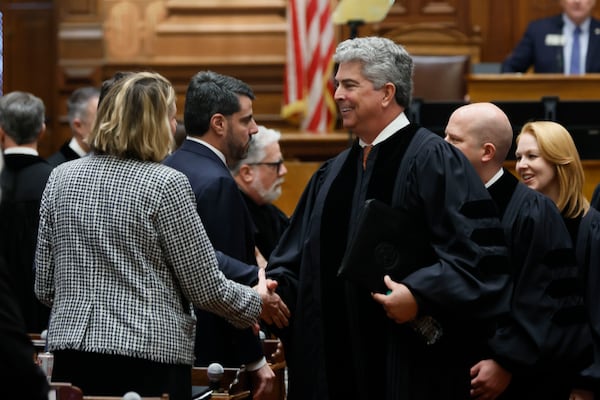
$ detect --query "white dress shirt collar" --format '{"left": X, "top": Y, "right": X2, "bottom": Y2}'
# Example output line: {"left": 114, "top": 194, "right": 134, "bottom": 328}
{"left": 563, "top": 14, "right": 591, "bottom": 32}
{"left": 68, "top": 137, "right": 88, "bottom": 158}
{"left": 485, "top": 168, "right": 504, "bottom": 189}
{"left": 4, "top": 147, "right": 39, "bottom": 156}
{"left": 186, "top": 136, "right": 227, "bottom": 165}
{"left": 358, "top": 112, "right": 410, "bottom": 148}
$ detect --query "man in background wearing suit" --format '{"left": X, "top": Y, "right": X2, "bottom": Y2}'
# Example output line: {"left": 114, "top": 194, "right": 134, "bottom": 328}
{"left": 502, "top": 0, "right": 600, "bottom": 74}
{"left": 0, "top": 91, "right": 53, "bottom": 333}
{"left": 47, "top": 86, "right": 99, "bottom": 166}
{"left": 164, "top": 71, "right": 284, "bottom": 400}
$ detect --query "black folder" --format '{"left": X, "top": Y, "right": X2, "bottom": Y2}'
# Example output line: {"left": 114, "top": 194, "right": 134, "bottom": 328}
{"left": 338, "top": 199, "right": 425, "bottom": 293}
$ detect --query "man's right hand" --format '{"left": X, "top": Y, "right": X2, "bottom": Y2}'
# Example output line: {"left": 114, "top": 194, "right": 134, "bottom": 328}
{"left": 470, "top": 359, "right": 511, "bottom": 399}
{"left": 254, "top": 268, "right": 291, "bottom": 329}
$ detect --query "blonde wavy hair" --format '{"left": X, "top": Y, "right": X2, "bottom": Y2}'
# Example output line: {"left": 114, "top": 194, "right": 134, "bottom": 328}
{"left": 516, "top": 121, "right": 589, "bottom": 218}
{"left": 89, "top": 71, "right": 175, "bottom": 162}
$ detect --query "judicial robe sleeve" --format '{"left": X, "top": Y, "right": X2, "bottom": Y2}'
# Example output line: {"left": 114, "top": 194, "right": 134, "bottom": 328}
{"left": 0, "top": 255, "right": 49, "bottom": 399}
{"left": 266, "top": 161, "right": 331, "bottom": 317}
{"left": 577, "top": 208, "right": 600, "bottom": 391}
{"left": 397, "top": 140, "right": 511, "bottom": 321}
{"left": 491, "top": 187, "right": 590, "bottom": 375}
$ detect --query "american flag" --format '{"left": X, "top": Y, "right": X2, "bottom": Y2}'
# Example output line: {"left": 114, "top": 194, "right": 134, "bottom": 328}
{"left": 281, "top": 0, "right": 337, "bottom": 133}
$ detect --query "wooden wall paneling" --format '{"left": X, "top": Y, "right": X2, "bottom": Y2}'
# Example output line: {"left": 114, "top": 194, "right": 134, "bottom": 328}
{"left": 54, "top": 0, "right": 103, "bottom": 157}
{"left": 102, "top": 0, "right": 287, "bottom": 63}
{"left": 470, "top": 0, "right": 514, "bottom": 62}
{"left": 384, "top": 24, "right": 482, "bottom": 63}
{"left": 101, "top": 0, "right": 291, "bottom": 129}
{"left": 59, "top": 0, "right": 100, "bottom": 22}
{"left": 357, "top": 0, "right": 470, "bottom": 35}
{"left": 102, "top": 62, "right": 289, "bottom": 131}
{"left": 1, "top": 1, "right": 58, "bottom": 158}
{"left": 341, "top": 0, "right": 482, "bottom": 63}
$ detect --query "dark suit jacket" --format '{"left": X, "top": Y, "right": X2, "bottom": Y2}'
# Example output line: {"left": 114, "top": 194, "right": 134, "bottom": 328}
{"left": 591, "top": 182, "right": 600, "bottom": 210}
{"left": 502, "top": 14, "right": 600, "bottom": 73}
{"left": 163, "top": 139, "right": 263, "bottom": 367}
{"left": 46, "top": 140, "right": 81, "bottom": 167}
{"left": 0, "top": 154, "right": 53, "bottom": 332}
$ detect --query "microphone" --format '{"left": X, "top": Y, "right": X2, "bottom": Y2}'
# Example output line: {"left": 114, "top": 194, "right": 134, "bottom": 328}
{"left": 207, "top": 362, "right": 224, "bottom": 391}
{"left": 122, "top": 392, "right": 142, "bottom": 400}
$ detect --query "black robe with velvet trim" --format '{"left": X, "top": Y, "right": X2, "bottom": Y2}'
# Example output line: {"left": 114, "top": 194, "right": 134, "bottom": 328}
{"left": 240, "top": 190, "right": 289, "bottom": 260}
{"left": 486, "top": 171, "right": 592, "bottom": 399}
{"left": 0, "top": 254, "right": 49, "bottom": 399}
{"left": 573, "top": 207, "right": 600, "bottom": 396}
{"left": 267, "top": 123, "right": 511, "bottom": 400}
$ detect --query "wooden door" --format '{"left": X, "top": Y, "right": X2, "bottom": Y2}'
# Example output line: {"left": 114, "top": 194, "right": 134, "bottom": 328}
{"left": 0, "top": 0, "right": 57, "bottom": 157}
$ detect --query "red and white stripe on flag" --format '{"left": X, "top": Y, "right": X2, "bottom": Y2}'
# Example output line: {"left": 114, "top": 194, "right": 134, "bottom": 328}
{"left": 281, "top": 0, "right": 337, "bottom": 133}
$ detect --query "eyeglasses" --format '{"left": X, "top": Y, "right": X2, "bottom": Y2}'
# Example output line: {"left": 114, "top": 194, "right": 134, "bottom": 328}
{"left": 247, "top": 159, "right": 284, "bottom": 173}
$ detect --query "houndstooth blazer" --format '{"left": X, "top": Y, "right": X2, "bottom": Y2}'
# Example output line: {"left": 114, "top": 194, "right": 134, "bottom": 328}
{"left": 34, "top": 154, "right": 261, "bottom": 365}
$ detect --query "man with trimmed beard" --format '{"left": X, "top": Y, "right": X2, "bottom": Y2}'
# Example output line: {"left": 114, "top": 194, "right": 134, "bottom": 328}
{"left": 231, "top": 126, "right": 289, "bottom": 261}
{"left": 163, "top": 71, "right": 279, "bottom": 399}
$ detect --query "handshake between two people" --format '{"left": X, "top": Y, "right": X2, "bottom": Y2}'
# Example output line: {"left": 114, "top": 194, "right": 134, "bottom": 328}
{"left": 253, "top": 268, "right": 290, "bottom": 334}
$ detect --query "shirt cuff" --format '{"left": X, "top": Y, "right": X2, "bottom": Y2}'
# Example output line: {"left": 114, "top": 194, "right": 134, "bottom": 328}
{"left": 245, "top": 356, "right": 268, "bottom": 372}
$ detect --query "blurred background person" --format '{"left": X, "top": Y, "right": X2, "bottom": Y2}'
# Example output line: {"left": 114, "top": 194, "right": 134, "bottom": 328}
{"left": 230, "top": 125, "right": 289, "bottom": 262}
{"left": 0, "top": 149, "right": 50, "bottom": 400}
{"left": 515, "top": 121, "right": 600, "bottom": 400}
{"left": 0, "top": 91, "right": 53, "bottom": 333}
{"left": 46, "top": 86, "right": 99, "bottom": 166}
{"left": 501, "top": 0, "right": 600, "bottom": 74}
{"left": 35, "top": 71, "right": 274, "bottom": 400}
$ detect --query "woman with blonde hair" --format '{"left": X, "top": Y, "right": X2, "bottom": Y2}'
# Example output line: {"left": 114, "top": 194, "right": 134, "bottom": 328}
{"left": 34, "top": 72, "right": 276, "bottom": 399}
{"left": 515, "top": 120, "right": 600, "bottom": 399}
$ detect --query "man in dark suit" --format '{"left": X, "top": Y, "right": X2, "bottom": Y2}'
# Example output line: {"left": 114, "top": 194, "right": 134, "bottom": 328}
{"left": 502, "top": 0, "right": 600, "bottom": 73}
{"left": 0, "top": 91, "right": 53, "bottom": 333}
{"left": 163, "top": 71, "right": 279, "bottom": 399}
{"left": 47, "top": 86, "right": 99, "bottom": 166}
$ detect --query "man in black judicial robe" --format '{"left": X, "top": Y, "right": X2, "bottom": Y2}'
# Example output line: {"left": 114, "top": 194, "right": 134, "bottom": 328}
{"left": 0, "top": 149, "right": 49, "bottom": 399}
{"left": 0, "top": 91, "right": 53, "bottom": 333}
{"left": 0, "top": 252, "right": 49, "bottom": 399}
{"left": 266, "top": 37, "right": 511, "bottom": 400}
{"left": 576, "top": 203, "right": 600, "bottom": 398}
{"left": 445, "top": 102, "right": 593, "bottom": 399}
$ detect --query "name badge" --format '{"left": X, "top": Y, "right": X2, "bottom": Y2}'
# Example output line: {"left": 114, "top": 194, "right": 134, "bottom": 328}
{"left": 545, "top": 34, "right": 565, "bottom": 46}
